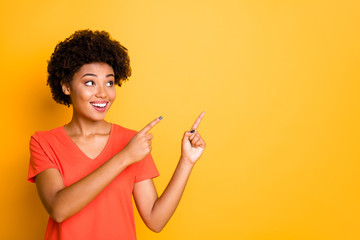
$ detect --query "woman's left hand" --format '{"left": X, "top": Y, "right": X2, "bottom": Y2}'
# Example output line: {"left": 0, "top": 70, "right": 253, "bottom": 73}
{"left": 181, "top": 112, "right": 206, "bottom": 165}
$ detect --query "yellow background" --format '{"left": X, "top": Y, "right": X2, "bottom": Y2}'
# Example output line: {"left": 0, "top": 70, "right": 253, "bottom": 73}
{"left": 1, "top": 0, "right": 359, "bottom": 239}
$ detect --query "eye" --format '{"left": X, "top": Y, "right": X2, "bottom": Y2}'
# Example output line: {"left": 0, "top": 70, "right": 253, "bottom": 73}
{"left": 85, "top": 81, "right": 94, "bottom": 86}
{"left": 106, "top": 81, "right": 114, "bottom": 87}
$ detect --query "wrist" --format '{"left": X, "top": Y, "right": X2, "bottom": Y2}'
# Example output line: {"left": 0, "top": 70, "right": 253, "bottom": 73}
{"left": 115, "top": 150, "right": 133, "bottom": 168}
{"left": 179, "top": 156, "right": 196, "bottom": 168}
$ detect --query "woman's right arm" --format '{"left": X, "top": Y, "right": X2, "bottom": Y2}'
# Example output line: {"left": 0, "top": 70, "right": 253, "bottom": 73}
{"left": 35, "top": 117, "right": 161, "bottom": 223}
{"left": 36, "top": 150, "right": 130, "bottom": 223}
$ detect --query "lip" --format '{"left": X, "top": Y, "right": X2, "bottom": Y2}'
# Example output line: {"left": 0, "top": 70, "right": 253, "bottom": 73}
{"left": 90, "top": 101, "right": 108, "bottom": 112}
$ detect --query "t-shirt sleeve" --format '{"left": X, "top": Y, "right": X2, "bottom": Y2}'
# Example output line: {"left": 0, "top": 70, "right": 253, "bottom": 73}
{"left": 134, "top": 153, "right": 159, "bottom": 183}
{"left": 28, "top": 133, "right": 59, "bottom": 183}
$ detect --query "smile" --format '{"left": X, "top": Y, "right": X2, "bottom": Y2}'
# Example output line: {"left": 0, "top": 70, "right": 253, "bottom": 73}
{"left": 90, "top": 102, "right": 108, "bottom": 112}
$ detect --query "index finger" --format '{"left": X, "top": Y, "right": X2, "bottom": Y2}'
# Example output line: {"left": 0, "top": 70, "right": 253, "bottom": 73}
{"left": 191, "top": 111, "right": 205, "bottom": 130}
{"left": 138, "top": 116, "right": 163, "bottom": 134}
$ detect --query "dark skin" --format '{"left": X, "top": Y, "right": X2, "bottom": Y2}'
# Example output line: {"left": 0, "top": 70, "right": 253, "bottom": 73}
{"left": 35, "top": 62, "right": 206, "bottom": 232}
{"left": 64, "top": 123, "right": 111, "bottom": 159}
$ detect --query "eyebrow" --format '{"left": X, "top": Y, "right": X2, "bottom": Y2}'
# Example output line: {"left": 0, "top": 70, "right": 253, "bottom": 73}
{"left": 81, "top": 73, "right": 115, "bottom": 78}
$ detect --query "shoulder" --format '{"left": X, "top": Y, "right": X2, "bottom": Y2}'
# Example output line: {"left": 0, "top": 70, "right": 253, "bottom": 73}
{"left": 31, "top": 126, "right": 65, "bottom": 144}
{"left": 109, "top": 123, "right": 138, "bottom": 147}
{"left": 111, "top": 123, "right": 137, "bottom": 137}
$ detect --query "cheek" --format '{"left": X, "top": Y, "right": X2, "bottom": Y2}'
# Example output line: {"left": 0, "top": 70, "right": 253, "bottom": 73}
{"left": 77, "top": 89, "right": 93, "bottom": 100}
{"left": 109, "top": 88, "right": 116, "bottom": 101}
{"left": 70, "top": 88, "right": 93, "bottom": 104}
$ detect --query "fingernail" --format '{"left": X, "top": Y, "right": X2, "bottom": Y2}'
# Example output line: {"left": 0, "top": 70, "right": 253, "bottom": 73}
{"left": 159, "top": 116, "right": 163, "bottom": 120}
{"left": 190, "top": 130, "right": 195, "bottom": 133}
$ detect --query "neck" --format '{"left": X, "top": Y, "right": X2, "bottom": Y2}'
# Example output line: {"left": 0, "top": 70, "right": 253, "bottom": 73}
{"left": 65, "top": 108, "right": 110, "bottom": 136}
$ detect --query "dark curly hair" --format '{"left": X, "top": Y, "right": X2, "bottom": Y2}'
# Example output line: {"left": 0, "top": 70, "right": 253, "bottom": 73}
{"left": 47, "top": 29, "right": 131, "bottom": 106}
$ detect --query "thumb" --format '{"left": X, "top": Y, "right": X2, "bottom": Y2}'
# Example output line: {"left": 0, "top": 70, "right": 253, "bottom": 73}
{"left": 182, "top": 130, "right": 195, "bottom": 143}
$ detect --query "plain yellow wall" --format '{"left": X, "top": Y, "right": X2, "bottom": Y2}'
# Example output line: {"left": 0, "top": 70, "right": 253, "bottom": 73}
{"left": 1, "top": 0, "right": 359, "bottom": 239}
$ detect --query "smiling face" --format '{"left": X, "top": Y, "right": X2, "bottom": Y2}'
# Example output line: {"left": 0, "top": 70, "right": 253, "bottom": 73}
{"left": 62, "top": 62, "right": 116, "bottom": 122}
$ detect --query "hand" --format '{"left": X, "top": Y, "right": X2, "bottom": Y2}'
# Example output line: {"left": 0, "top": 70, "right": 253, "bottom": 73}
{"left": 181, "top": 112, "right": 206, "bottom": 165}
{"left": 123, "top": 117, "right": 162, "bottom": 165}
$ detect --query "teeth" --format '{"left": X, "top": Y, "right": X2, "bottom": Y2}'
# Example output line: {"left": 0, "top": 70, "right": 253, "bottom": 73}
{"left": 91, "top": 103, "right": 107, "bottom": 108}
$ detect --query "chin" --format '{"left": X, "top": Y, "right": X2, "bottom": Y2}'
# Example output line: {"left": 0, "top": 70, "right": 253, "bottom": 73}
{"left": 80, "top": 111, "right": 107, "bottom": 122}
{"left": 91, "top": 112, "right": 108, "bottom": 121}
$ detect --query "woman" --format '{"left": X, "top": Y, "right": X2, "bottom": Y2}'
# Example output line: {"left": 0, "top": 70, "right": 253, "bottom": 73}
{"left": 28, "top": 30, "right": 206, "bottom": 240}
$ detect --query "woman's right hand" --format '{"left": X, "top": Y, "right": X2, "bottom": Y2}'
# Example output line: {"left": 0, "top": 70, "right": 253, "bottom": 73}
{"left": 122, "top": 117, "right": 162, "bottom": 164}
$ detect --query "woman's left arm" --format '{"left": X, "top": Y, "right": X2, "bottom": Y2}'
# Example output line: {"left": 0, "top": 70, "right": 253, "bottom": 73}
{"left": 133, "top": 112, "right": 206, "bottom": 233}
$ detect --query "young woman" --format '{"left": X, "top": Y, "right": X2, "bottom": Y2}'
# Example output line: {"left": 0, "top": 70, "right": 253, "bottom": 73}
{"left": 28, "top": 30, "right": 206, "bottom": 240}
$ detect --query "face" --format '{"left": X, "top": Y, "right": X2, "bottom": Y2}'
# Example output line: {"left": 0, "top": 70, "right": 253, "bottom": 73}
{"left": 62, "top": 62, "right": 116, "bottom": 122}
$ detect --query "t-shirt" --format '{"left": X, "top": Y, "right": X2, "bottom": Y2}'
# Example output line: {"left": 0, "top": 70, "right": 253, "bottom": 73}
{"left": 28, "top": 123, "right": 159, "bottom": 240}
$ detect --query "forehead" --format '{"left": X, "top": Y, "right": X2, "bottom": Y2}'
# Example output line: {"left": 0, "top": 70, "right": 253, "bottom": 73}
{"left": 76, "top": 62, "right": 114, "bottom": 76}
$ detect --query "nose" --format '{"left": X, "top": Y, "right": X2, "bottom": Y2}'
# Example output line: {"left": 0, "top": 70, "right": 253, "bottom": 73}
{"left": 95, "top": 85, "right": 107, "bottom": 99}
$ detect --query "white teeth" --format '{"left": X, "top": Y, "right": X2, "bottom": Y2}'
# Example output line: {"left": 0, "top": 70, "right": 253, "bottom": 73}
{"left": 91, "top": 103, "right": 107, "bottom": 108}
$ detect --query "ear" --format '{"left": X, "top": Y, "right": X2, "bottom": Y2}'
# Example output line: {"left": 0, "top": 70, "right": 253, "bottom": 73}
{"left": 61, "top": 81, "right": 71, "bottom": 95}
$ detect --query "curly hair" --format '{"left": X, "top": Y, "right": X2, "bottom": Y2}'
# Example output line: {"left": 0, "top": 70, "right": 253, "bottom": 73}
{"left": 47, "top": 29, "right": 131, "bottom": 106}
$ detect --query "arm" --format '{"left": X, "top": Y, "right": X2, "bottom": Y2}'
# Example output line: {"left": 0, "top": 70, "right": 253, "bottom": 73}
{"left": 36, "top": 150, "right": 130, "bottom": 223}
{"left": 133, "top": 112, "right": 206, "bottom": 232}
{"left": 35, "top": 117, "right": 162, "bottom": 223}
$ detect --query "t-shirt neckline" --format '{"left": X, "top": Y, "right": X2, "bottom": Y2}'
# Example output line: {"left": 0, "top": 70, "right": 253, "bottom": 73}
{"left": 60, "top": 123, "right": 114, "bottom": 161}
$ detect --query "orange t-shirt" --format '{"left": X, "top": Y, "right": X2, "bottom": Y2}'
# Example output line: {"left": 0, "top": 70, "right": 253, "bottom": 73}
{"left": 28, "top": 123, "right": 159, "bottom": 240}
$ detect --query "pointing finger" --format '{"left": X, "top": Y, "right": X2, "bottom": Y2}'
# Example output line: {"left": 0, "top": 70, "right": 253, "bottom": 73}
{"left": 191, "top": 112, "right": 205, "bottom": 130}
{"left": 139, "top": 116, "right": 163, "bottom": 134}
